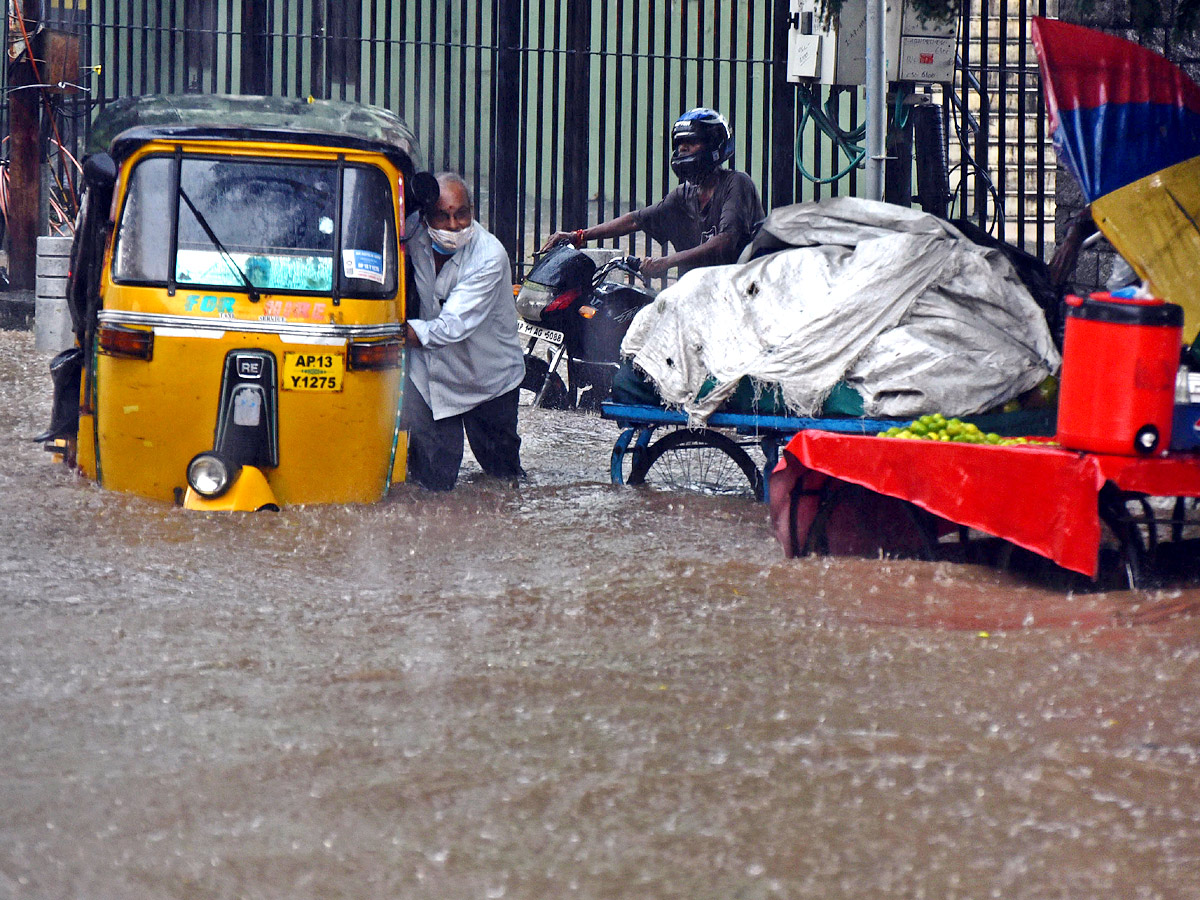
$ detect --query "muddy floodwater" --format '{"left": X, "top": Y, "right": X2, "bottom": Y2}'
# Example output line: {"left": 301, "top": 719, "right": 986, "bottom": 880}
{"left": 1, "top": 328, "right": 1199, "bottom": 899}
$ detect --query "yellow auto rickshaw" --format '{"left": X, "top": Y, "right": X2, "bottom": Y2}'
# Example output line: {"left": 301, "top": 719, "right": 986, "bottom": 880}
{"left": 37, "top": 94, "right": 438, "bottom": 510}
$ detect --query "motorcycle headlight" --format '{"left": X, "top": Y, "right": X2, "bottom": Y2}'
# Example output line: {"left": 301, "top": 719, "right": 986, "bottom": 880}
{"left": 186, "top": 452, "right": 241, "bottom": 499}
{"left": 516, "top": 282, "right": 554, "bottom": 321}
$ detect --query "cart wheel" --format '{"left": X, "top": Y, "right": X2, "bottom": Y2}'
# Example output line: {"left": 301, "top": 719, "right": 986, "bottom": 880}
{"left": 627, "top": 428, "right": 763, "bottom": 500}
{"left": 804, "top": 482, "right": 936, "bottom": 560}
{"left": 1103, "top": 514, "right": 1147, "bottom": 591}
{"left": 1098, "top": 486, "right": 1151, "bottom": 590}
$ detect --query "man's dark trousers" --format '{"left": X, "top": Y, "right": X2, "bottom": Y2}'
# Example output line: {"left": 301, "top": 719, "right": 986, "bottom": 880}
{"left": 404, "top": 385, "right": 522, "bottom": 491}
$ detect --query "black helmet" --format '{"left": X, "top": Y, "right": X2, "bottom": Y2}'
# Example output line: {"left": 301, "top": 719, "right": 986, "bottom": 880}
{"left": 670, "top": 108, "right": 735, "bottom": 184}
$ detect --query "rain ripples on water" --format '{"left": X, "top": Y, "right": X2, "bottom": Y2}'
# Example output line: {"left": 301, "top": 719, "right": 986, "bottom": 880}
{"left": 1, "top": 329, "right": 1198, "bottom": 899}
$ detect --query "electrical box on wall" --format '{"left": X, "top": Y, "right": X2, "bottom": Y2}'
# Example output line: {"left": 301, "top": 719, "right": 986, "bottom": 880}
{"left": 786, "top": 0, "right": 957, "bottom": 85}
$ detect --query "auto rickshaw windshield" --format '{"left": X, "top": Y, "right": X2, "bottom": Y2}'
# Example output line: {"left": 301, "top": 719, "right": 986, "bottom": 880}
{"left": 113, "top": 155, "right": 397, "bottom": 297}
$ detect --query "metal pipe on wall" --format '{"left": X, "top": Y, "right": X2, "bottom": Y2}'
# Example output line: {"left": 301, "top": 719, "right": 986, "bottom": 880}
{"left": 864, "top": 0, "right": 886, "bottom": 201}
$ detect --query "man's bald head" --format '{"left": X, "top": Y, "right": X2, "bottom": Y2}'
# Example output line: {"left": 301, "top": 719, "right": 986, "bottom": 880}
{"left": 428, "top": 172, "right": 473, "bottom": 232}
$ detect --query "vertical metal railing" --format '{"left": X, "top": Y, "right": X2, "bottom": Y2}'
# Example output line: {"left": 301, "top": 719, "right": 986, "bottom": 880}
{"left": 2, "top": 0, "right": 1059, "bottom": 267}
{"left": 951, "top": 0, "right": 1056, "bottom": 256}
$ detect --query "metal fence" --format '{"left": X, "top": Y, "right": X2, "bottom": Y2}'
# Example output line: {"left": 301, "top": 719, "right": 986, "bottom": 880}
{"left": 7, "top": 0, "right": 1059, "bottom": 278}
{"left": 955, "top": 0, "right": 1058, "bottom": 252}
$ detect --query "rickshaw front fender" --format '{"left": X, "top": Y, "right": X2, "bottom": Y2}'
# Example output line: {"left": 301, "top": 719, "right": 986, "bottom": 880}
{"left": 182, "top": 465, "right": 280, "bottom": 512}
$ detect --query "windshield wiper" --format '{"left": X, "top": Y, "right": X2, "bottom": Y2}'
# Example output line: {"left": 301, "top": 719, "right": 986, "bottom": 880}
{"left": 178, "top": 187, "right": 260, "bottom": 302}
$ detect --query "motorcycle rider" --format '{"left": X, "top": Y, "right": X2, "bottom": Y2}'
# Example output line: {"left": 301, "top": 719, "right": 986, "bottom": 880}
{"left": 543, "top": 108, "right": 764, "bottom": 278}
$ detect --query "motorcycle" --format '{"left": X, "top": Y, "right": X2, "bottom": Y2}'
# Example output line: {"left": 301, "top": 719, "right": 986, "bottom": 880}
{"left": 515, "top": 245, "right": 656, "bottom": 409}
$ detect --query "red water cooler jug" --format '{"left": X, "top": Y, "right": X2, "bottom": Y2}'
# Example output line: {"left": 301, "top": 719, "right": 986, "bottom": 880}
{"left": 1056, "top": 292, "right": 1183, "bottom": 455}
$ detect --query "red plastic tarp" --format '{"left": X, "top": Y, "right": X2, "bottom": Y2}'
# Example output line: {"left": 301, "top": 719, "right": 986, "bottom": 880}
{"left": 769, "top": 431, "right": 1200, "bottom": 577}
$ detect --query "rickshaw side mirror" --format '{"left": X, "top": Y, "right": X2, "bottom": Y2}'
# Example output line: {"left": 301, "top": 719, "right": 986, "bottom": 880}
{"left": 407, "top": 171, "right": 440, "bottom": 213}
{"left": 83, "top": 152, "right": 116, "bottom": 191}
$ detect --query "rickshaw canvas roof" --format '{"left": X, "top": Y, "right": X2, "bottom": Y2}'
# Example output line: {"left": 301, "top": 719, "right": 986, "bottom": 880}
{"left": 89, "top": 93, "right": 421, "bottom": 164}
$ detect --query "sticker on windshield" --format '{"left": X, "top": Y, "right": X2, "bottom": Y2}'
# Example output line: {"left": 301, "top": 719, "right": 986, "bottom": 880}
{"left": 342, "top": 249, "right": 385, "bottom": 284}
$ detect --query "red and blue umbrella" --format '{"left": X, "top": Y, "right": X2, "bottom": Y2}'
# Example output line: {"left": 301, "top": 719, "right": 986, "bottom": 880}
{"left": 1032, "top": 17, "right": 1200, "bottom": 202}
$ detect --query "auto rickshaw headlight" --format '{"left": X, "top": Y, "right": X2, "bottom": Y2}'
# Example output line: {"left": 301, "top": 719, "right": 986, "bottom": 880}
{"left": 186, "top": 452, "right": 241, "bottom": 498}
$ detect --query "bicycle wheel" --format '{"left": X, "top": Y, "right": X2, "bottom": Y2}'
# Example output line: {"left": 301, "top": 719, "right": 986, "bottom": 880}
{"left": 627, "top": 428, "right": 762, "bottom": 500}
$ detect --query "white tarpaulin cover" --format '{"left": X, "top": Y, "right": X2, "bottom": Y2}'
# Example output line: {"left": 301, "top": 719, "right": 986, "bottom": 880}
{"left": 620, "top": 197, "right": 1062, "bottom": 423}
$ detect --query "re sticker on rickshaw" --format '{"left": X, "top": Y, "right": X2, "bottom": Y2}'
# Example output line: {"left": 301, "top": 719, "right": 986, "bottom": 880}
{"left": 282, "top": 351, "right": 346, "bottom": 392}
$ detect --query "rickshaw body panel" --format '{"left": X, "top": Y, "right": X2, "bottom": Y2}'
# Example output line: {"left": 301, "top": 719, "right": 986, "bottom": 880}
{"left": 91, "top": 323, "right": 403, "bottom": 505}
{"left": 74, "top": 112, "right": 415, "bottom": 507}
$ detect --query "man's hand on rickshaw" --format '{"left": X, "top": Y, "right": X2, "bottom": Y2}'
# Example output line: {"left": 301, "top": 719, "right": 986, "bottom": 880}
{"left": 638, "top": 256, "right": 672, "bottom": 279}
{"left": 540, "top": 230, "right": 586, "bottom": 253}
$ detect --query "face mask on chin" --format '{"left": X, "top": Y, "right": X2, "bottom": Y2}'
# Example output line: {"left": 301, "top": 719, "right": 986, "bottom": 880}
{"left": 427, "top": 222, "right": 475, "bottom": 255}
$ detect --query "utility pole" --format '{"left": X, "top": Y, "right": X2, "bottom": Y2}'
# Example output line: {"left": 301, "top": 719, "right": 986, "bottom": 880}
{"left": 864, "top": 0, "right": 887, "bottom": 201}
{"left": 770, "top": 0, "right": 797, "bottom": 209}
{"left": 8, "top": 0, "right": 41, "bottom": 291}
{"left": 492, "top": 0, "right": 521, "bottom": 265}
{"left": 561, "top": 0, "right": 591, "bottom": 236}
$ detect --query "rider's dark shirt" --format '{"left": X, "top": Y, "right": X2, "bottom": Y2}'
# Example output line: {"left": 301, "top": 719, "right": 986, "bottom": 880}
{"left": 631, "top": 168, "right": 764, "bottom": 268}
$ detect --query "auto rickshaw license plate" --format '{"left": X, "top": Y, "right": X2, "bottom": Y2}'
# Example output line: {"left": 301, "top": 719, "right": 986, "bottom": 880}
{"left": 282, "top": 351, "right": 345, "bottom": 392}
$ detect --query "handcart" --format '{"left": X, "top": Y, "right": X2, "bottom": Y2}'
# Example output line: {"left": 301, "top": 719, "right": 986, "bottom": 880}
{"left": 768, "top": 430, "right": 1200, "bottom": 590}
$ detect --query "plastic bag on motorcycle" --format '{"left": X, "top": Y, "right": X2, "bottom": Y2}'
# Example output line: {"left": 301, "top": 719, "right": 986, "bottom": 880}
{"left": 516, "top": 245, "right": 596, "bottom": 321}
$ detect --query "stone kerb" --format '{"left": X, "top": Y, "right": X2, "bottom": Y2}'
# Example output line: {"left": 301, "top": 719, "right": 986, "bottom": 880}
{"left": 35, "top": 235, "right": 73, "bottom": 352}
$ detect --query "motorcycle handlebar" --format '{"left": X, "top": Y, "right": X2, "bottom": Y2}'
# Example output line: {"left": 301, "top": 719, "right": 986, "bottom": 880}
{"left": 616, "top": 256, "right": 655, "bottom": 287}
{"left": 591, "top": 255, "right": 652, "bottom": 288}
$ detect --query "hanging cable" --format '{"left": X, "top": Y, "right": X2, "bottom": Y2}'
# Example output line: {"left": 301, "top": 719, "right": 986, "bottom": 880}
{"left": 944, "top": 10, "right": 1004, "bottom": 234}
{"left": 794, "top": 82, "right": 866, "bottom": 185}
{"left": 12, "top": 2, "right": 81, "bottom": 220}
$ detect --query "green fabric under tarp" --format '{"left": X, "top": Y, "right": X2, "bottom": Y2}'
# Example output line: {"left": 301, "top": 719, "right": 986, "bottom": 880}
{"left": 611, "top": 360, "right": 1056, "bottom": 435}
{"left": 612, "top": 360, "right": 863, "bottom": 417}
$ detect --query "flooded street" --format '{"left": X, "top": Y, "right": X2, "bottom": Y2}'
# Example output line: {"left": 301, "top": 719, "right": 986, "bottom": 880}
{"left": 2, "top": 327, "right": 1199, "bottom": 899}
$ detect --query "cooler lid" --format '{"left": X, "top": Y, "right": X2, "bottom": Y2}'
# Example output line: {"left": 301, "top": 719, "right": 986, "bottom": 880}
{"left": 1065, "top": 292, "right": 1184, "bottom": 326}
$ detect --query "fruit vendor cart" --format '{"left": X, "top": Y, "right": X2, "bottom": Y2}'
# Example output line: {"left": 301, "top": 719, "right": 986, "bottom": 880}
{"left": 761, "top": 266, "right": 1200, "bottom": 590}
{"left": 767, "top": 430, "right": 1200, "bottom": 589}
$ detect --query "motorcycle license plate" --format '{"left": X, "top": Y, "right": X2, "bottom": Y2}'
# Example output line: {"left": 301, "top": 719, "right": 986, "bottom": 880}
{"left": 282, "top": 351, "right": 345, "bottom": 392}
{"left": 518, "top": 320, "right": 564, "bottom": 345}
